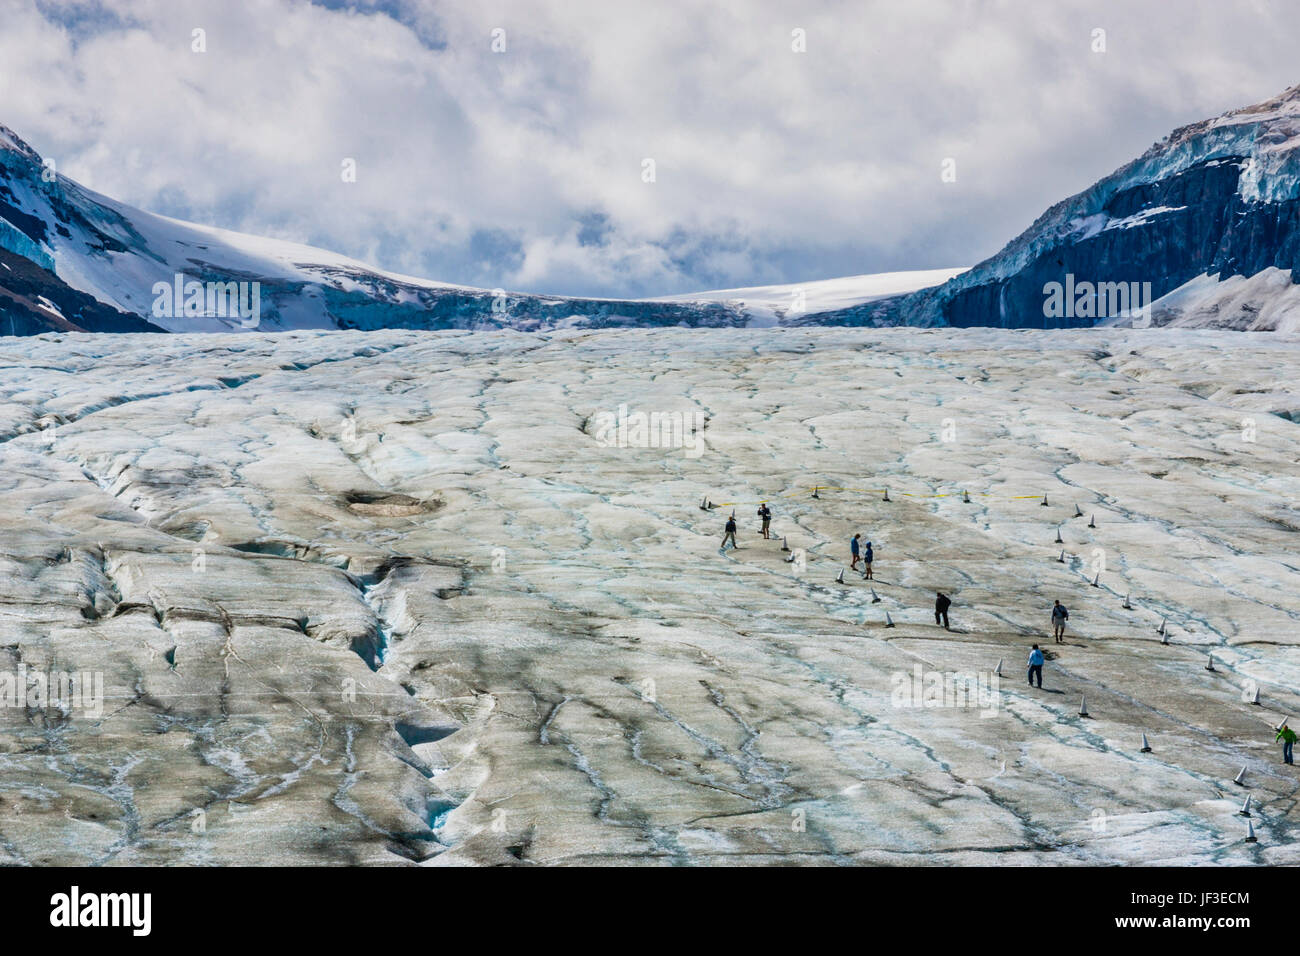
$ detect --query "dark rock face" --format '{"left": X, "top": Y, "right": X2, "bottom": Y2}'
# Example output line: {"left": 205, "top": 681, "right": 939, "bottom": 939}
{"left": 869, "top": 85, "right": 1300, "bottom": 330}
{"left": 0, "top": 196, "right": 47, "bottom": 245}
{"left": 935, "top": 158, "right": 1300, "bottom": 329}
{"left": 803, "top": 86, "right": 1300, "bottom": 331}
{"left": 0, "top": 247, "right": 163, "bottom": 335}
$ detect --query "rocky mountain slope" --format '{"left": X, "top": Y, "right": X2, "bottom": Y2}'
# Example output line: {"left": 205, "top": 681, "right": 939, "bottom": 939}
{"left": 0, "top": 124, "right": 949, "bottom": 335}
{"left": 3, "top": 83, "right": 1299, "bottom": 334}
{"left": 838, "top": 84, "right": 1300, "bottom": 331}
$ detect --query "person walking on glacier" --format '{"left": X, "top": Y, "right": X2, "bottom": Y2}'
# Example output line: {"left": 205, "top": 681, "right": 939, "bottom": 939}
{"left": 934, "top": 591, "right": 951, "bottom": 630}
{"left": 862, "top": 540, "right": 874, "bottom": 579}
{"left": 1027, "top": 645, "right": 1045, "bottom": 688}
{"left": 1051, "top": 600, "right": 1069, "bottom": 643}
{"left": 757, "top": 503, "right": 771, "bottom": 539}
{"left": 1278, "top": 722, "right": 1296, "bottom": 765}
{"left": 721, "top": 514, "right": 739, "bottom": 552}
{"left": 850, "top": 533, "right": 861, "bottom": 570}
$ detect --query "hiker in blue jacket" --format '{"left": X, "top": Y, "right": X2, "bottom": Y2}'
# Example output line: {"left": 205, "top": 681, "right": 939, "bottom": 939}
{"left": 850, "top": 533, "right": 861, "bottom": 570}
{"left": 1027, "top": 645, "right": 1045, "bottom": 688}
{"left": 863, "top": 540, "right": 874, "bottom": 579}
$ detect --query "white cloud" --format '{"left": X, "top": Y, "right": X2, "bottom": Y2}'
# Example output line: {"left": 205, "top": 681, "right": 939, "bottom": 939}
{"left": 2, "top": 0, "right": 1298, "bottom": 297}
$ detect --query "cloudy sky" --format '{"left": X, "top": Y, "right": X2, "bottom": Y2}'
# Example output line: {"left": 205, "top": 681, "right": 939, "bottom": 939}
{"left": 1, "top": 0, "right": 1297, "bottom": 298}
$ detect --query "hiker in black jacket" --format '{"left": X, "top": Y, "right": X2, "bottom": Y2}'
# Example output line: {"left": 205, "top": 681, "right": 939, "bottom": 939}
{"left": 1052, "top": 600, "right": 1069, "bottom": 643}
{"left": 721, "top": 514, "right": 738, "bottom": 552}
{"left": 935, "top": 592, "right": 951, "bottom": 630}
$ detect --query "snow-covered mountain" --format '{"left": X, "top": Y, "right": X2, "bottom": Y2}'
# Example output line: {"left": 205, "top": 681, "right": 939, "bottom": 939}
{"left": 653, "top": 268, "right": 966, "bottom": 327}
{"left": 0, "top": 123, "right": 956, "bottom": 335}
{"left": 3, "top": 82, "right": 1299, "bottom": 334}
{"left": 0, "top": 125, "right": 689, "bottom": 334}
{"left": 849, "top": 84, "right": 1300, "bottom": 332}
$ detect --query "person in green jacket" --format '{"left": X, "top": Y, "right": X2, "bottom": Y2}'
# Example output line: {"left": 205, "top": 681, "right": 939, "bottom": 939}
{"left": 1277, "top": 723, "right": 1296, "bottom": 765}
